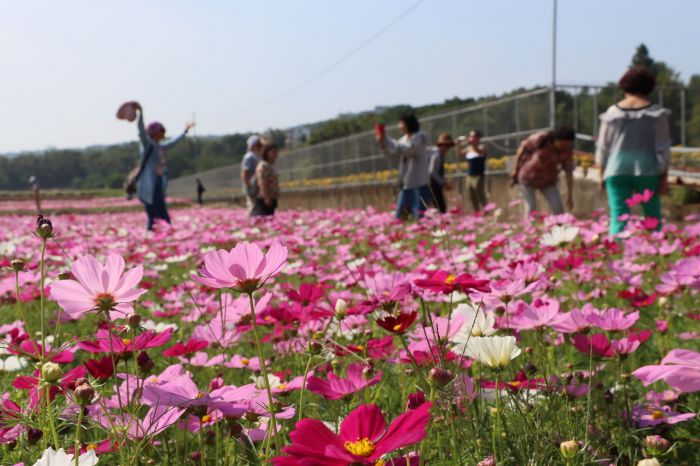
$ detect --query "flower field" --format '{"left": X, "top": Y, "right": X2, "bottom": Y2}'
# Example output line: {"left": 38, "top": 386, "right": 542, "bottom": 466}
{"left": 0, "top": 205, "right": 699, "bottom": 465}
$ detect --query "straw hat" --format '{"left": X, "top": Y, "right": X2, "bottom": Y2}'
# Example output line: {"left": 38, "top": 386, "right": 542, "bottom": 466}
{"left": 437, "top": 133, "right": 455, "bottom": 147}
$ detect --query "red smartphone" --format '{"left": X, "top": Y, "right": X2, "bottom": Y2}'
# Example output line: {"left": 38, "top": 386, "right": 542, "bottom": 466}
{"left": 375, "top": 123, "right": 386, "bottom": 139}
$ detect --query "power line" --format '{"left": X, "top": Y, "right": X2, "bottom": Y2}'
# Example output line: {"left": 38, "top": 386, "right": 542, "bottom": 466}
{"left": 220, "top": 0, "right": 426, "bottom": 117}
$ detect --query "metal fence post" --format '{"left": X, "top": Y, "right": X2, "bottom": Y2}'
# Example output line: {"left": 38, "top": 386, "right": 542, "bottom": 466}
{"left": 681, "top": 88, "right": 687, "bottom": 147}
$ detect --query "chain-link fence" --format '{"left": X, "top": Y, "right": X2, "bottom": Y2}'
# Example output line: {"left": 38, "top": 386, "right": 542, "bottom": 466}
{"left": 169, "top": 88, "right": 551, "bottom": 199}
{"left": 169, "top": 84, "right": 700, "bottom": 200}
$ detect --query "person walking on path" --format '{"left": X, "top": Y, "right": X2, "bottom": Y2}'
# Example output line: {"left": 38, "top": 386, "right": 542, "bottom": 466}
{"left": 241, "top": 135, "right": 263, "bottom": 216}
{"left": 596, "top": 66, "right": 671, "bottom": 236}
{"left": 428, "top": 133, "right": 454, "bottom": 213}
{"left": 253, "top": 144, "right": 280, "bottom": 217}
{"left": 28, "top": 176, "right": 41, "bottom": 214}
{"left": 458, "top": 129, "right": 488, "bottom": 212}
{"left": 134, "top": 103, "right": 194, "bottom": 230}
{"left": 376, "top": 115, "right": 431, "bottom": 220}
{"left": 510, "top": 127, "right": 576, "bottom": 216}
{"left": 196, "top": 178, "right": 206, "bottom": 206}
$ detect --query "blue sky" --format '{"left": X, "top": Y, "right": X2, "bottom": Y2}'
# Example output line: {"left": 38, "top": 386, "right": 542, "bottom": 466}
{"left": 1, "top": 0, "right": 698, "bottom": 153}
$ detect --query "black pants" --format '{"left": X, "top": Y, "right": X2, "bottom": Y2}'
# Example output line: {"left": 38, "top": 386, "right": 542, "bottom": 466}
{"left": 429, "top": 181, "right": 447, "bottom": 214}
{"left": 253, "top": 198, "right": 277, "bottom": 216}
{"left": 144, "top": 176, "right": 171, "bottom": 230}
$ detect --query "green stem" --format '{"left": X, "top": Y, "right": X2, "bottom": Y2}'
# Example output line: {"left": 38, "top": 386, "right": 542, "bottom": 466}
{"left": 247, "top": 292, "right": 280, "bottom": 457}
{"left": 297, "top": 353, "right": 314, "bottom": 422}
{"left": 418, "top": 386, "right": 435, "bottom": 466}
{"left": 39, "top": 238, "right": 47, "bottom": 348}
{"left": 74, "top": 407, "right": 84, "bottom": 466}
{"left": 14, "top": 271, "right": 29, "bottom": 333}
{"left": 46, "top": 385, "right": 60, "bottom": 449}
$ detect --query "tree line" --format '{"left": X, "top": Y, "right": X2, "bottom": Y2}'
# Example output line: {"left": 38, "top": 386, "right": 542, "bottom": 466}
{"left": 1, "top": 44, "right": 698, "bottom": 191}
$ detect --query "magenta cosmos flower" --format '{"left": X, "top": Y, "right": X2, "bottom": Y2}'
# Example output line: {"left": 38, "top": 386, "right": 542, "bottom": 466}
{"left": 49, "top": 254, "right": 146, "bottom": 319}
{"left": 307, "top": 364, "right": 382, "bottom": 400}
{"left": 192, "top": 241, "right": 288, "bottom": 292}
{"left": 273, "top": 402, "right": 431, "bottom": 465}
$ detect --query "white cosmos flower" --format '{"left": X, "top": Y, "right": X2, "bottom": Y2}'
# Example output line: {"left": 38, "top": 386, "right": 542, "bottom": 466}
{"left": 0, "top": 355, "right": 28, "bottom": 372}
{"left": 252, "top": 374, "right": 282, "bottom": 390}
{"left": 541, "top": 225, "right": 579, "bottom": 247}
{"left": 141, "top": 320, "right": 178, "bottom": 333}
{"left": 33, "top": 448, "right": 99, "bottom": 466}
{"left": 462, "top": 336, "right": 521, "bottom": 369}
{"left": 451, "top": 303, "right": 497, "bottom": 345}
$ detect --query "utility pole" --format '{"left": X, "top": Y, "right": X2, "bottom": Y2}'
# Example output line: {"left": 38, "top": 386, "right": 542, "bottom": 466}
{"left": 550, "top": 0, "right": 557, "bottom": 129}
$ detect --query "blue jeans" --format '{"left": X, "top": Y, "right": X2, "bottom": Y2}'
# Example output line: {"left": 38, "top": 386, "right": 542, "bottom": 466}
{"left": 396, "top": 185, "right": 431, "bottom": 220}
{"left": 144, "top": 176, "right": 171, "bottom": 230}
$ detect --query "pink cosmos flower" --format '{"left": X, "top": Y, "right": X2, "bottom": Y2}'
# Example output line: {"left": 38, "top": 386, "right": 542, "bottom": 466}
{"left": 625, "top": 189, "right": 654, "bottom": 208}
{"left": 306, "top": 364, "right": 382, "bottom": 400}
{"left": 586, "top": 308, "right": 639, "bottom": 332}
{"left": 272, "top": 402, "right": 432, "bottom": 465}
{"left": 632, "top": 349, "right": 700, "bottom": 393}
{"left": 192, "top": 241, "right": 287, "bottom": 292}
{"left": 78, "top": 328, "right": 173, "bottom": 354}
{"left": 49, "top": 254, "right": 146, "bottom": 319}
{"left": 571, "top": 333, "right": 613, "bottom": 358}
{"left": 510, "top": 298, "right": 560, "bottom": 330}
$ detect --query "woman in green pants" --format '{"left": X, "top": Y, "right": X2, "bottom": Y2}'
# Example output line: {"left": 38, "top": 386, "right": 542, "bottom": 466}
{"left": 595, "top": 66, "right": 671, "bottom": 236}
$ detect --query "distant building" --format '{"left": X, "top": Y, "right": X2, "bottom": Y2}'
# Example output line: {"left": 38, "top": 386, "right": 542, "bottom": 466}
{"left": 285, "top": 125, "right": 311, "bottom": 148}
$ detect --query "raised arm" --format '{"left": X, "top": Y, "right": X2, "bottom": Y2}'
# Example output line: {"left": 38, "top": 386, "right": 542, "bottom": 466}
{"left": 161, "top": 122, "right": 194, "bottom": 150}
{"left": 136, "top": 107, "right": 150, "bottom": 148}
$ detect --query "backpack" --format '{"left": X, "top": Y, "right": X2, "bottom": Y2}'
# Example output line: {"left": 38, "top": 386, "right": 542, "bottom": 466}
{"left": 124, "top": 144, "right": 155, "bottom": 196}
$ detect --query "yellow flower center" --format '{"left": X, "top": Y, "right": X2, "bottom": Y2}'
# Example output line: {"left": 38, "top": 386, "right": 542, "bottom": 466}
{"left": 344, "top": 438, "right": 376, "bottom": 457}
{"left": 201, "top": 414, "right": 211, "bottom": 423}
{"left": 651, "top": 410, "right": 665, "bottom": 420}
{"left": 355, "top": 345, "right": 365, "bottom": 351}
{"left": 445, "top": 274, "right": 457, "bottom": 285}
{"left": 241, "top": 358, "right": 249, "bottom": 366}
{"left": 195, "top": 392, "right": 205, "bottom": 399}
{"left": 392, "top": 324, "right": 402, "bottom": 332}
{"left": 121, "top": 338, "right": 131, "bottom": 346}
{"left": 510, "top": 381, "right": 522, "bottom": 388}
{"left": 375, "top": 461, "right": 386, "bottom": 466}
{"left": 86, "top": 444, "right": 97, "bottom": 451}
{"left": 278, "top": 384, "right": 287, "bottom": 391}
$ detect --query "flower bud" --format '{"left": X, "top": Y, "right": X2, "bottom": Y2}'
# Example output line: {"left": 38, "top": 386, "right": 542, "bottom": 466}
{"left": 127, "top": 313, "right": 142, "bottom": 328}
{"left": 334, "top": 298, "right": 348, "bottom": 317}
{"left": 57, "top": 271, "right": 72, "bottom": 280}
{"left": 41, "top": 362, "right": 63, "bottom": 383}
{"left": 560, "top": 440, "right": 579, "bottom": 459}
{"left": 305, "top": 340, "right": 323, "bottom": 355}
{"left": 524, "top": 361, "right": 538, "bottom": 375}
{"left": 137, "top": 351, "right": 155, "bottom": 374}
{"left": 74, "top": 383, "right": 95, "bottom": 406}
{"left": 35, "top": 216, "right": 54, "bottom": 239}
{"left": 406, "top": 391, "right": 426, "bottom": 411}
{"left": 644, "top": 435, "right": 670, "bottom": 456}
{"left": 362, "top": 363, "right": 375, "bottom": 380}
{"left": 637, "top": 459, "right": 661, "bottom": 466}
{"left": 10, "top": 259, "right": 25, "bottom": 272}
{"left": 428, "top": 367, "right": 453, "bottom": 388}
{"left": 27, "top": 428, "right": 43, "bottom": 444}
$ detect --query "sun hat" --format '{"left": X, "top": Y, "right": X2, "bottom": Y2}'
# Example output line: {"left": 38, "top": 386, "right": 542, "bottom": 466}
{"left": 116, "top": 101, "right": 139, "bottom": 122}
{"left": 437, "top": 133, "right": 455, "bottom": 147}
{"left": 247, "top": 135, "right": 261, "bottom": 150}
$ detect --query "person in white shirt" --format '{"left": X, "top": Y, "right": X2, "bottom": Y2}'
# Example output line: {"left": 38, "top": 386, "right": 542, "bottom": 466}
{"left": 240, "top": 135, "right": 262, "bottom": 215}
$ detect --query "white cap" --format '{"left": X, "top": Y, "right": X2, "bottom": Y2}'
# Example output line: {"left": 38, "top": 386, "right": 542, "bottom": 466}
{"left": 247, "top": 135, "right": 261, "bottom": 150}
{"left": 28, "top": 176, "right": 36, "bottom": 184}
